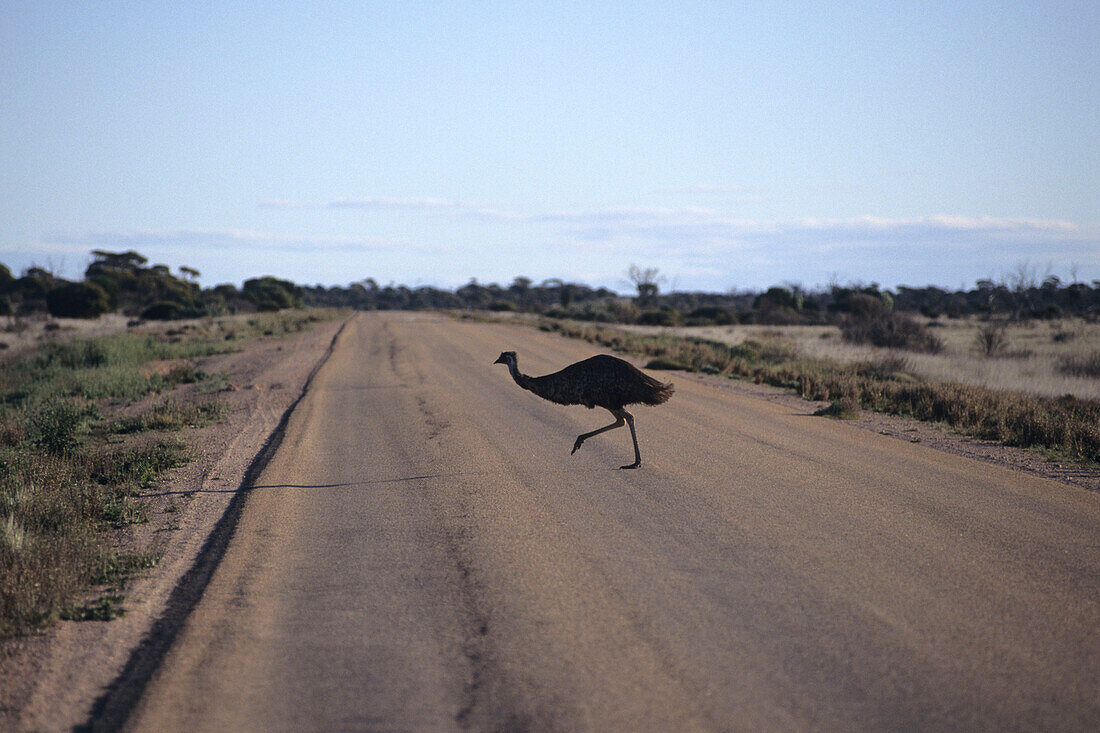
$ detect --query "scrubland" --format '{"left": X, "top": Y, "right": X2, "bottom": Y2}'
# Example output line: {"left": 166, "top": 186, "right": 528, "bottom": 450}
{"left": 0, "top": 311, "right": 329, "bottom": 636}
{"left": 635, "top": 317, "right": 1100, "bottom": 401}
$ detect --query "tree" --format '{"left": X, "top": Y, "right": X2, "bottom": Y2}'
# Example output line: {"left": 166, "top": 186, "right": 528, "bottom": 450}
{"left": 627, "top": 265, "right": 661, "bottom": 308}
{"left": 509, "top": 276, "right": 532, "bottom": 305}
{"left": 90, "top": 250, "right": 147, "bottom": 268}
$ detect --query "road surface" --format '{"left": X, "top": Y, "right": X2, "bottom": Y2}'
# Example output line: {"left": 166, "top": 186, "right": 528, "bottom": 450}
{"left": 127, "top": 312, "right": 1099, "bottom": 731}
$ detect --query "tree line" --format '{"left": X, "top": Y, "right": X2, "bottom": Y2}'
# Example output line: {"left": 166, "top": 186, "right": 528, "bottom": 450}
{"left": 2, "top": 251, "right": 1098, "bottom": 331}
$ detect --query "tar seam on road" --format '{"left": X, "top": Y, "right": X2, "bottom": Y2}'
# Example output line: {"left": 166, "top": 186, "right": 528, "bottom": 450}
{"left": 79, "top": 316, "right": 353, "bottom": 733}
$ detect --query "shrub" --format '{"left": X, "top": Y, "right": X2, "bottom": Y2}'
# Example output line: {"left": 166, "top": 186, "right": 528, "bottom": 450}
{"left": 856, "top": 354, "right": 913, "bottom": 380}
{"left": 814, "top": 398, "right": 860, "bottom": 419}
{"left": 27, "top": 399, "right": 93, "bottom": 455}
{"left": 45, "top": 281, "right": 111, "bottom": 319}
{"left": 531, "top": 316, "right": 1100, "bottom": 463}
{"left": 645, "top": 357, "right": 687, "bottom": 370}
{"left": 975, "top": 321, "right": 1008, "bottom": 357}
{"left": 637, "top": 309, "right": 680, "bottom": 327}
{"left": 842, "top": 311, "right": 943, "bottom": 353}
{"left": 1059, "top": 351, "right": 1100, "bottom": 378}
{"left": 686, "top": 306, "right": 734, "bottom": 325}
{"left": 140, "top": 301, "right": 183, "bottom": 320}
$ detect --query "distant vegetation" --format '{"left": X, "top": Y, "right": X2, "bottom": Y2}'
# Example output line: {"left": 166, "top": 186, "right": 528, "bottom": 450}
{"left": 2, "top": 252, "right": 1098, "bottom": 335}
{"left": 0, "top": 251, "right": 302, "bottom": 322}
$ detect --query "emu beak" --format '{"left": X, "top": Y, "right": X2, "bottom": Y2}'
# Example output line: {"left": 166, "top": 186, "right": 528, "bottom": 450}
{"left": 493, "top": 355, "right": 505, "bottom": 364}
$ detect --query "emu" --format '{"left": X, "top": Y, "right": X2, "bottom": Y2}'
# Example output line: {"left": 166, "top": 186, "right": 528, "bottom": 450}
{"left": 493, "top": 351, "right": 673, "bottom": 469}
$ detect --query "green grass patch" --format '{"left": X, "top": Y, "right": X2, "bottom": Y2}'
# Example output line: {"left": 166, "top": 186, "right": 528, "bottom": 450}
{"left": 60, "top": 594, "right": 127, "bottom": 622}
{"left": 91, "top": 551, "right": 161, "bottom": 585}
{"left": 111, "top": 399, "right": 226, "bottom": 434}
{"left": 0, "top": 332, "right": 230, "bottom": 405}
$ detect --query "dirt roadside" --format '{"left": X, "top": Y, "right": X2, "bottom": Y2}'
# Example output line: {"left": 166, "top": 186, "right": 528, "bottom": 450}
{"left": 0, "top": 314, "right": 348, "bottom": 731}
{"left": 671, "top": 370, "right": 1100, "bottom": 494}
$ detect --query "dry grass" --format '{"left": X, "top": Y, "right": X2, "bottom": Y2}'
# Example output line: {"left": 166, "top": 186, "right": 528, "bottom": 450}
{"left": 626, "top": 317, "right": 1100, "bottom": 401}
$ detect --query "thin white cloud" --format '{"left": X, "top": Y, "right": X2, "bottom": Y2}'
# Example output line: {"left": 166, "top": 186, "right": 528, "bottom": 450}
{"left": 262, "top": 194, "right": 1082, "bottom": 239}
{"left": 257, "top": 199, "right": 310, "bottom": 209}
{"left": 259, "top": 196, "right": 524, "bottom": 220}
{"left": 35, "top": 228, "right": 436, "bottom": 255}
{"left": 328, "top": 196, "right": 463, "bottom": 210}
{"left": 792, "top": 215, "right": 1078, "bottom": 233}
{"left": 659, "top": 183, "right": 762, "bottom": 196}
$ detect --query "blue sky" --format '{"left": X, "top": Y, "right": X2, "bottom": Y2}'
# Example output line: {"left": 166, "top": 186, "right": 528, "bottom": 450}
{"left": 2, "top": 1, "right": 1097, "bottom": 293}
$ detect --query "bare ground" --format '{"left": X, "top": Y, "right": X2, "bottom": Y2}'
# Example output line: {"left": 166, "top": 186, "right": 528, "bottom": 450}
{"left": 0, "top": 315, "right": 348, "bottom": 731}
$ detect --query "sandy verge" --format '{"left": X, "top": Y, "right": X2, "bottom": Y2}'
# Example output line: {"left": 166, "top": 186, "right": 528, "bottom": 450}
{"left": 0, "top": 314, "right": 348, "bottom": 731}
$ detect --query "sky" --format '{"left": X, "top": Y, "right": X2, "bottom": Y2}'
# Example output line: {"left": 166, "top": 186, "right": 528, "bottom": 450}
{"left": 1, "top": 1, "right": 1097, "bottom": 294}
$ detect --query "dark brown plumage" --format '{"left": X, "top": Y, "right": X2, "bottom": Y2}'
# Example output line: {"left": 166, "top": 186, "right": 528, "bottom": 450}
{"left": 493, "top": 350, "right": 673, "bottom": 469}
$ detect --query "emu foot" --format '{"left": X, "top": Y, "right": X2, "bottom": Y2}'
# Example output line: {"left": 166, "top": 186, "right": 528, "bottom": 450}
{"left": 619, "top": 461, "right": 641, "bottom": 470}
{"left": 571, "top": 436, "right": 585, "bottom": 455}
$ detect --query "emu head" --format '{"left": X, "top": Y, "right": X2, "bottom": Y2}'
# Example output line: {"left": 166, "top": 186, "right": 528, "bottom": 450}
{"left": 493, "top": 350, "right": 517, "bottom": 366}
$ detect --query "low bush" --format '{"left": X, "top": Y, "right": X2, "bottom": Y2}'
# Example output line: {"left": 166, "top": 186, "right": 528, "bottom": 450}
{"left": 975, "top": 321, "right": 1008, "bottom": 357}
{"left": 1059, "top": 351, "right": 1100, "bottom": 378}
{"left": 814, "top": 398, "right": 860, "bottom": 420}
{"left": 685, "top": 306, "right": 735, "bottom": 326}
{"left": 45, "top": 281, "right": 111, "bottom": 319}
{"left": 636, "top": 308, "right": 680, "bottom": 327}
{"left": 842, "top": 311, "right": 943, "bottom": 353}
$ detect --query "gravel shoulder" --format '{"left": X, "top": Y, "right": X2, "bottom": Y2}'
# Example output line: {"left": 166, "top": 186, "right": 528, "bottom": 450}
{"left": 0, "top": 315, "right": 348, "bottom": 731}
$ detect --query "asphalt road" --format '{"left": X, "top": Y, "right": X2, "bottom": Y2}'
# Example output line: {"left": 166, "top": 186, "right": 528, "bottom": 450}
{"left": 127, "top": 312, "right": 1099, "bottom": 731}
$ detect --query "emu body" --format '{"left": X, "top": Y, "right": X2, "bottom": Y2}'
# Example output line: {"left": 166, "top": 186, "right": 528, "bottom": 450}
{"left": 493, "top": 351, "right": 673, "bottom": 469}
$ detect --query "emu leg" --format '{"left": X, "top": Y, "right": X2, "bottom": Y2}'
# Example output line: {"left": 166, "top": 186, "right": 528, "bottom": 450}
{"left": 619, "top": 409, "right": 642, "bottom": 470}
{"left": 571, "top": 411, "right": 625, "bottom": 456}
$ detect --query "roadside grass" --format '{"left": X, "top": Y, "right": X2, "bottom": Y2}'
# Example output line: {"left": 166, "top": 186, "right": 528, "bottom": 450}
{"left": 527, "top": 317, "right": 1100, "bottom": 465}
{"left": 814, "top": 398, "right": 861, "bottom": 420}
{"left": 110, "top": 399, "right": 226, "bottom": 434}
{"left": 0, "top": 308, "right": 335, "bottom": 637}
{"left": 645, "top": 317, "right": 1100, "bottom": 401}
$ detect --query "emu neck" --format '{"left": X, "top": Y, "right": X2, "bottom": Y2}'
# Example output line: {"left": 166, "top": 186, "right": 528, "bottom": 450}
{"left": 507, "top": 360, "right": 533, "bottom": 391}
